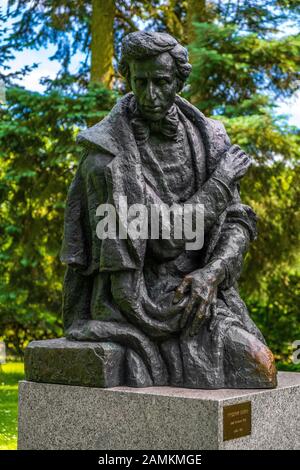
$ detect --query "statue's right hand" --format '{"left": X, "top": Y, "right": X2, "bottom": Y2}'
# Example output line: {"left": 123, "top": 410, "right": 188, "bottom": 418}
{"left": 216, "top": 144, "right": 253, "bottom": 182}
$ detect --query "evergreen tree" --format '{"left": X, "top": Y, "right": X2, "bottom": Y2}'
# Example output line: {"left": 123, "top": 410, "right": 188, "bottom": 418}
{"left": 2, "top": 0, "right": 163, "bottom": 89}
{"left": 0, "top": 85, "right": 118, "bottom": 354}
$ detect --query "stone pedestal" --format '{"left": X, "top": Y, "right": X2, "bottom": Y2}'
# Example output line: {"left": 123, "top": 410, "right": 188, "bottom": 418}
{"left": 18, "top": 372, "right": 300, "bottom": 450}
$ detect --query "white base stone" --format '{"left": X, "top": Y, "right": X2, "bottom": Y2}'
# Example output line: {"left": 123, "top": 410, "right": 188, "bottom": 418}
{"left": 18, "top": 372, "right": 300, "bottom": 450}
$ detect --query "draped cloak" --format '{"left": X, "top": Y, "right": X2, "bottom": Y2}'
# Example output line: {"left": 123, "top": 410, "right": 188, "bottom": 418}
{"left": 60, "top": 93, "right": 275, "bottom": 389}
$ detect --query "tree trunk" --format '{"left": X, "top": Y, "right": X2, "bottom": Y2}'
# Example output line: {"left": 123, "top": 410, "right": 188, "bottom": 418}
{"left": 186, "top": 0, "right": 206, "bottom": 43}
{"left": 90, "top": 0, "right": 115, "bottom": 87}
{"left": 163, "top": 0, "right": 185, "bottom": 43}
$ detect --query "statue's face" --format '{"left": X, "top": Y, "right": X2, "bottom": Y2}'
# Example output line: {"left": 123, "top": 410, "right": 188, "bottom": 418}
{"left": 129, "top": 52, "right": 178, "bottom": 122}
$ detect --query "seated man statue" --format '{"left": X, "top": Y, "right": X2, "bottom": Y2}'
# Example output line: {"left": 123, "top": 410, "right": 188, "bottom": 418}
{"left": 60, "top": 31, "right": 277, "bottom": 389}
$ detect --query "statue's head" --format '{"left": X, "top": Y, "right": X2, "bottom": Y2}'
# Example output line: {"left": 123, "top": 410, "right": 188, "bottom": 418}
{"left": 119, "top": 32, "right": 192, "bottom": 122}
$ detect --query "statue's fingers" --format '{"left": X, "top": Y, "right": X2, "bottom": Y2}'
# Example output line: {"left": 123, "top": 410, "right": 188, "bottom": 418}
{"left": 228, "top": 144, "right": 241, "bottom": 155}
{"left": 180, "top": 294, "right": 197, "bottom": 329}
{"left": 245, "top": 155, "right": 253, "bottom": 167}
{"left": 238, "top": 154, "right": 252, "bottom": 166}
{"left": 235, "top": 149, "right": 247, "bottom": 159}
{"left": 239, "top": 153, "right": 252, "bottom": 164}
{"left": 236, "top": 156, "right": 253, "bottom": 178}
{"left": 179, "top": 299, "right": 193, "bottom": 329}
{"left": 169, "top": 294, "right": 189, "bottom": 317}
{"left": 173, "top": 276, "right": 191, "bottom": 304}
{"left": 189, "top": 300, "right": 210, "bottom": 337}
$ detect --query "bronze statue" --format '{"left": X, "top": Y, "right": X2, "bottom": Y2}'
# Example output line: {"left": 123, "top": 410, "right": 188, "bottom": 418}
{"left": 60, "top": 32, "right": 277, "bottom": 389}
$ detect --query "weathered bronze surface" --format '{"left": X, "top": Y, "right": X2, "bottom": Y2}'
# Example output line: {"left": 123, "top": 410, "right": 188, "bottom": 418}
{"left": 26, "top": 31, "right": 278, "bottom": 390}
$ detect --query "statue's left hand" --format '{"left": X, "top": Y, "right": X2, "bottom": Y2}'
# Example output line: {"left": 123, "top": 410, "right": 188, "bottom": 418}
{"left": 173, "top": 261, "right": 225, "bottom": 336}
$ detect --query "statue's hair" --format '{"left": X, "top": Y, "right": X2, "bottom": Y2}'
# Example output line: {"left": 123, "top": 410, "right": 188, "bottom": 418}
{"left": 119, "top": 31, "right": 192, "bottom": 91}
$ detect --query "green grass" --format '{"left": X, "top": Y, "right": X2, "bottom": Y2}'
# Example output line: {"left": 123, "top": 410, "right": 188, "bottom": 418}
{"left": 0, "top": 362, "right": 24, "bottom": 450}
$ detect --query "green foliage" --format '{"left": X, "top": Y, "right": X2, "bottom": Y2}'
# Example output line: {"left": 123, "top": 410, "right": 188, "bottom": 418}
{"left": 0, "top": 85, "right": 118, "bottom": 355}
{"left": 189, "top": 22, "right": 300, "bottom": 114}
{"left": 240, "top": 161, "right": 300, "bottom": 289}
{"left": 241, "top": 271, "right": 300, "bottom": 363}
{"left": 3, "top": 0, "right": 164, "bottom": 88}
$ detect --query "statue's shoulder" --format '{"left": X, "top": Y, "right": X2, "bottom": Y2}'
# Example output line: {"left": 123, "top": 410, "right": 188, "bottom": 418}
{"left": 176, "top": 95, "right": 230, "bottom": 144}
{"left": 76, "top": 93, "right": 134, "bottom": 158}
{"left": 205, "top": 117, "right": 230, "bottom": 144}
{"left": 176, "top": 95, "right": 231, "bottom": 171}
{"left": 205, "top": 116, "right": 231, "bottom": 168}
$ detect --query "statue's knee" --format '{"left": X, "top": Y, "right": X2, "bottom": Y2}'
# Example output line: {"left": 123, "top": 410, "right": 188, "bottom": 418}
{"left": 247, "top": 338, "right": 277, "bottom": 386}
{"left": 224, "top": 326, "right": 277, "bottom": 388}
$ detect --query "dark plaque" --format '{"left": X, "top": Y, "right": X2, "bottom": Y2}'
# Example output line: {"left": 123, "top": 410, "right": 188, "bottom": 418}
{"left": 223, "top": 401, "right": 252, "bottom": 441}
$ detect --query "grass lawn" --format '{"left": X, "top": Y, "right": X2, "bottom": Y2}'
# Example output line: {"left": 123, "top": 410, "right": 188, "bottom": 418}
{"left": 0, "top": 362, "right": 24, "bottom": 450}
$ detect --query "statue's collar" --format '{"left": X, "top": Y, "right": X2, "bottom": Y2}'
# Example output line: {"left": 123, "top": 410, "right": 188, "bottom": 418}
{"left": 129, "top": 98, "right": 180, "bottom": 143}
{"left": 76, "top": 92, "right": 209, "bottom": 157}
{"left": 76, "top": 93, "right": 134, "bottom": 156}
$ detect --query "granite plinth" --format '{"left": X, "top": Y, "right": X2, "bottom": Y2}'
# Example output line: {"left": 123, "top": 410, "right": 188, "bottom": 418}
{"left": 18, "top": 372, "right": 300, "bottom": 450}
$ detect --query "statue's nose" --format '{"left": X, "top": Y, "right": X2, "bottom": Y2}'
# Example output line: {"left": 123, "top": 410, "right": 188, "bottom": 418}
{"left": 145, "top": 81, "right": 156, "bottom": 102}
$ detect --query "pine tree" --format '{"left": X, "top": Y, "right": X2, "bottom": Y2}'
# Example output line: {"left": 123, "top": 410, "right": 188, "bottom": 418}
{"left": 2, "top": 0, "right": 163, "bottom": 89}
